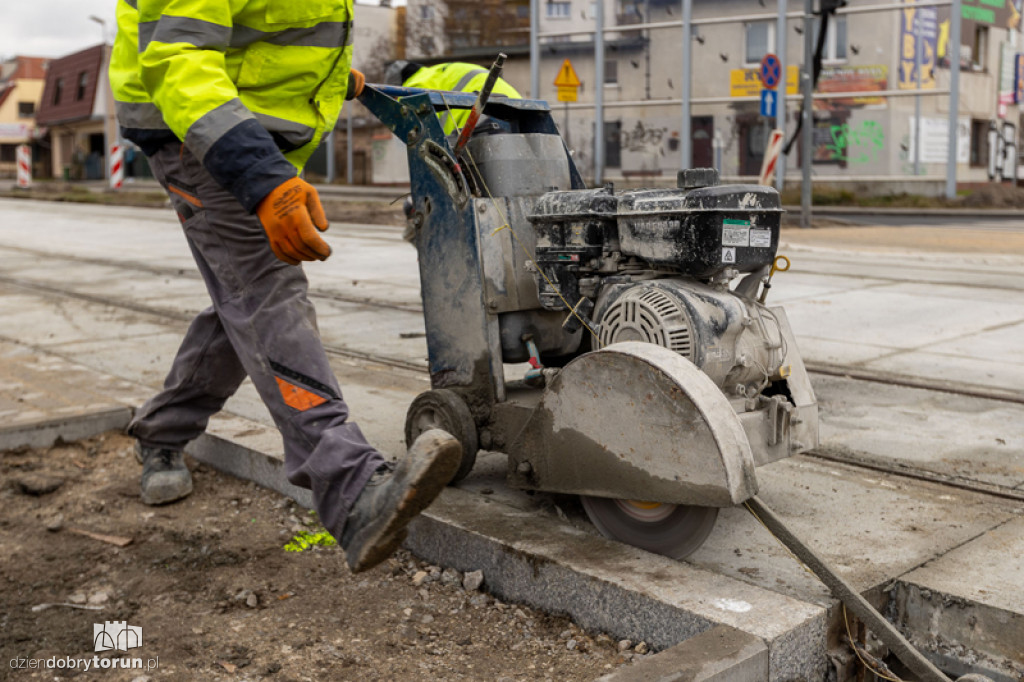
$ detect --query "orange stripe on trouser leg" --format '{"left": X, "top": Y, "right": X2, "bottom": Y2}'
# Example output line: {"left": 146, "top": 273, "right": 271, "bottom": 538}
{"left": 275, "top": 376, "right": 328, "bottom": 411}
{"left": 167, "top": 184, "right": 203, "bottom": 208}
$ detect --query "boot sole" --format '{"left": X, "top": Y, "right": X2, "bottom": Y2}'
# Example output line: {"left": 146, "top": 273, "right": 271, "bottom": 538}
{"left": 141, "top": 478, "right": 193, "bottom": 506}
{"left": 346, "top": 433, "right": 461, "bottom": 573}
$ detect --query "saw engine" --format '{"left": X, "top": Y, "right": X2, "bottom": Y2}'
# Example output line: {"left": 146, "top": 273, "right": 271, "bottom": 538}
{"left": 359, "top": 83, "right": 818, "bottom": 560}
{"left": 528, "top": 178, "right": 787, "bottom": 397}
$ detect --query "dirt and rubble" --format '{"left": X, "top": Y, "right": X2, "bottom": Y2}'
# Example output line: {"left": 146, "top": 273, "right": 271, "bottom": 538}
{"left": 1, "top": 432, "right": 642, "bottom": 681}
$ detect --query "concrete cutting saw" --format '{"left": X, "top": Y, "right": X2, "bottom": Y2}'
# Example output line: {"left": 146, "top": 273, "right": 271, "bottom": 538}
{"left": 359, "top": 77, "right": 818, "bottom": 560}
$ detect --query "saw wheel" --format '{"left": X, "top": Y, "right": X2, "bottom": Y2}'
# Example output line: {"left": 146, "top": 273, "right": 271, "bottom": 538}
{"left": 580, "top": 496, "right": 719, "bottom": 559}
{"left": 405, "top": 388, "right": 479, "bottom": 484}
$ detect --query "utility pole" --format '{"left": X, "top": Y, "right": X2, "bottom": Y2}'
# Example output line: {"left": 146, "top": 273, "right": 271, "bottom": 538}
{"left": 680, "top": 0, "right": 692, "bottom": 170}
{"left": 800, "top": 0, "right": 813, "bottom": 228}
{"left": 913, "top": 6, "right": 922, "bottom": 176}
{"left": 530, "top": 0, "right": 540, "bottom": 98}
{"left": 945, "top": 0, "right": 961, "bottom": 199}
{"left": 775, "top": 0, "right": 787, "bottom": 190}
{"left": 595, "top": 0, "right": 605, "bottom": 184}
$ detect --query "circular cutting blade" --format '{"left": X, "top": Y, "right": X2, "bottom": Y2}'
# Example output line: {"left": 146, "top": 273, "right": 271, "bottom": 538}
{"left": 580, "top": 496, "right": 719, "bottom": 559}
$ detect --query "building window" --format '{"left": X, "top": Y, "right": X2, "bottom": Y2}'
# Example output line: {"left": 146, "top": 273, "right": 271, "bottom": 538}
{"left": 547, "top": 1, "right": 571, "bottom": 18}
{"left": 745, "top": 22, "right": 774, "bottom": 65}
{"left": 18, "top": 101, "right": 35, "bottom": 118}
{"left": 420, "top": 4, "right": 434, "bottom": 20}
{"left": 971, "top": 24, "right": 988, "bottom": 70}
{"left": 813, "top": 15, "right": 847, "bottom": 62}
{"left": 76, "top": 72, "right": 88, "bottom": 101}
{"left": 53, "top": 78, "right": 64, "bottom": 105}
{"left": 970, "top": 119, "right": 989, "bottom": 167}
{"left": 0, "top": 145, "right": 16, "bottom": 163}
{"left": 604, "top": 59, "right": 618, "bottom": 84}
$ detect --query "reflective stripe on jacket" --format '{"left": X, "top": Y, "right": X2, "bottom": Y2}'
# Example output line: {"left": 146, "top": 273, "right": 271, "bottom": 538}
{"left": 403, "top": 62, "right": 521, "bottom": 136}
{"left": 110, "top": 0, "right": 354, "bottom": 212}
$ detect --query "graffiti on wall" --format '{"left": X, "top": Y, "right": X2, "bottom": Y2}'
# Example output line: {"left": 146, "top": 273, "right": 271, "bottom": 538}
{"left": 621, "top": 121, "right": 670, "bottom": 153}
{"left": 821, "top": 120, "right": 886, "bottom": 164}
{"left": 988, "top": 120, "right": 1018, "bottom": 181}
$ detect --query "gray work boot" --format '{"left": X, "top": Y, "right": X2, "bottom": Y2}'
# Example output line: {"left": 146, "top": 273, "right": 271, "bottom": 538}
{"left": 135, "top": 442, "right": 193, "bottom": 505}
{"left": 340, "top": 429, "right": 461, "bottom": 573}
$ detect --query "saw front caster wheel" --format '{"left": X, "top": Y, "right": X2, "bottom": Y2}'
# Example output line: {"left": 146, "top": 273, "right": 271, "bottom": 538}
{"left": 405, "top": 389, "right": 479, "bottom": 484}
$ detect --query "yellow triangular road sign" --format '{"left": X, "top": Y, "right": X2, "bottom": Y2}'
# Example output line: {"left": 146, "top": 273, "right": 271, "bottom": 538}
{"left": 553, "top": 58, "right": 581, "bottom": 88}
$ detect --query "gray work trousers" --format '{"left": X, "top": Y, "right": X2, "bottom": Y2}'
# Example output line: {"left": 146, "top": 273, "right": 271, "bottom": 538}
{"left": 129, "top": 141, "right": 383, "bottom": 539}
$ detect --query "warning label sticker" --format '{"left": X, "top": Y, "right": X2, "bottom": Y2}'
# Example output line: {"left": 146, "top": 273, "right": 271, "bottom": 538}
{"left": 749, "top": 228, "right": 772, "bottom": 248}
{"left": 722, "top": 218, "right": 750, "bottom": 247}
{"left": 722, "top": 247, "right": 736, "bottom": 263}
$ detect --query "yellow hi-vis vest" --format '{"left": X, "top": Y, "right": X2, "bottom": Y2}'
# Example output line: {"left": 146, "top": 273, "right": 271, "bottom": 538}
{"left": 403, "top": 62, "right": 522, "bottom": 136}
{"left": 109, "top": 0, "right": 354, "bottom": 211}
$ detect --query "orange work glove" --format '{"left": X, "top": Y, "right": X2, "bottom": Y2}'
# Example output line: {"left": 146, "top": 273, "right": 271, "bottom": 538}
{"left": 255, "top": 177, "right": 331, "bottom": 265}
{"left": 346, "top": 68, "right": 365, "bottom": 100}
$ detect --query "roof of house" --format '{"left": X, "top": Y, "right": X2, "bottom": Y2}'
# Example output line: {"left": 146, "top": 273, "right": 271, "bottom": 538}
{"left": 35, "top": 45, "right": 105, "bottom": 127}
{"left": 0, "top": 56, "right": 49, "bottom": 83}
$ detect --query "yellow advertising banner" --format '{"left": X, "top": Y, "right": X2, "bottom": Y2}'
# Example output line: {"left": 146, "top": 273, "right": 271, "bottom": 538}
{"left": 730, "top": 65, "right": 799, "bottom": 97}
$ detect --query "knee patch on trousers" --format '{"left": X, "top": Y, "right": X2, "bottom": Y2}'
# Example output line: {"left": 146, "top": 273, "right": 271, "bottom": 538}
{"left": 270, "top": 359, "right": 339, "bottom": 411}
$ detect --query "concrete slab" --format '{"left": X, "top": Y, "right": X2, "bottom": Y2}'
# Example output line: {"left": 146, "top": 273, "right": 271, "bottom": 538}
{"left": 893, "top": 515, "right": 1024, "bottom": 681}
{"left": 595, "top": 625, "right": 768, "bottom": 682}
{"left": 865, "top": 351, "right": 1024, "bottom": 397}
{"left": 782, "top": 287, "right": 1024, "bottom": 352}
{"left": 813, "top": 375, "right": 1024, "bottom": 490}
{"left": 0, "top": 341, "right": 143, "bottom": 449}
{"left": 406, "top": 487, "right": 826, "bottom": 682}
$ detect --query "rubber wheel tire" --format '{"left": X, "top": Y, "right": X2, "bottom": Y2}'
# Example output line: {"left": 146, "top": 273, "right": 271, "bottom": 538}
{"left": 404, "top": 389, "right": 479, "bottom": 485}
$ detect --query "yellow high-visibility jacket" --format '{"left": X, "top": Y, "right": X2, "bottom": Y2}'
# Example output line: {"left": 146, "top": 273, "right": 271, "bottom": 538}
{"left": 403, "top": 62, "right": 521, "bottom": 136}
{"left": 110, "top": 0, "right": 354, "bottom": 212}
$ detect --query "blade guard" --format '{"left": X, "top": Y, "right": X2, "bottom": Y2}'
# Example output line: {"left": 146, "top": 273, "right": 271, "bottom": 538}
{"left": 508, "top": 342, "right": 758, "bottom": 506}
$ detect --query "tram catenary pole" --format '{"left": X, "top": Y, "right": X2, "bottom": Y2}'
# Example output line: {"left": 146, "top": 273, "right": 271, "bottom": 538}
{"left": 800, "top": 0, "right": 813, "bottom": 228}
{"left": 681, "top": 0, "right": 693, "bottom": 171}
{"left": 945, "top": 0, "right": 961, "bottom": 199}
{"left": 595, "top": 0, "right": 605, "bottom": 185}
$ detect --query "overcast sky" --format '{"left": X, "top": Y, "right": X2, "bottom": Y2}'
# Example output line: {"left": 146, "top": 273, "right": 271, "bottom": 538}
{"left": 0, "top": 0, "right": 400, "bottom": 61}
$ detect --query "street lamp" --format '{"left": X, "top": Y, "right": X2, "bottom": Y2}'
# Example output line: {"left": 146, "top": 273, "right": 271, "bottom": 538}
{"left": 89, "top": 15, "right": 108, "bottom": 45}
{"left": 88, "top": 15, "right": 116, "bottom": 185}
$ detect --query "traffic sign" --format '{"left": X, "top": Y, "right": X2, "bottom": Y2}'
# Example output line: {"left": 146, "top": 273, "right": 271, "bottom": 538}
{"left": 554, "top": 58, "right": 581, "bottom": 103}
{"left": 759, "top": 89, "right": 777, "bottom": 118}
{"left": 554, "top": 58, "right": 581, "bottom": 88}
{"left": 759, "top": 53, "right": 781, "bottom": 90}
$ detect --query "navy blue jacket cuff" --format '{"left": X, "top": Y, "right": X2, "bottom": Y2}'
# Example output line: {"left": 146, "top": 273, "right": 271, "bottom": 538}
{"left": 202, "top": 119, "right": 298, "bottom": 213}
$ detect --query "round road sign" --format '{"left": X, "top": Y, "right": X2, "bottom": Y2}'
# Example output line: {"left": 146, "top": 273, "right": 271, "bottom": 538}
{"left": 760, "top": 53, "right": 781, "bottom": 89}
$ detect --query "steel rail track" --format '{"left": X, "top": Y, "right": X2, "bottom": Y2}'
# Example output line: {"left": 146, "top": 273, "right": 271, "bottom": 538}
{"left": 0, "top": 275, "right": 428, "bottom": 374}
{"left": 1, "top": 254, "right": 1021, "bottom": 405}
{"left": 1, "top": 270, "right": 1022, "bottom": 506}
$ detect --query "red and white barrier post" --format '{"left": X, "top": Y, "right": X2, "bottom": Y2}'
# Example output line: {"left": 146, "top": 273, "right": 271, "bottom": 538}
{"left": 758, "top": 129, "right": 785, "bottom": 188}
{"left": 109, "top": 142, "right": 124, "bottom": 190}
{"left": 16, "top": 144, "right": 32, "bottom": 189}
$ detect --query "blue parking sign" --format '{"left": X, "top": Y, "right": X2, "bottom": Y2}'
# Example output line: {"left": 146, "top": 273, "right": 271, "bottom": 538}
{"left": 760, "top": 89, "right": 777, "bottom": 118}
